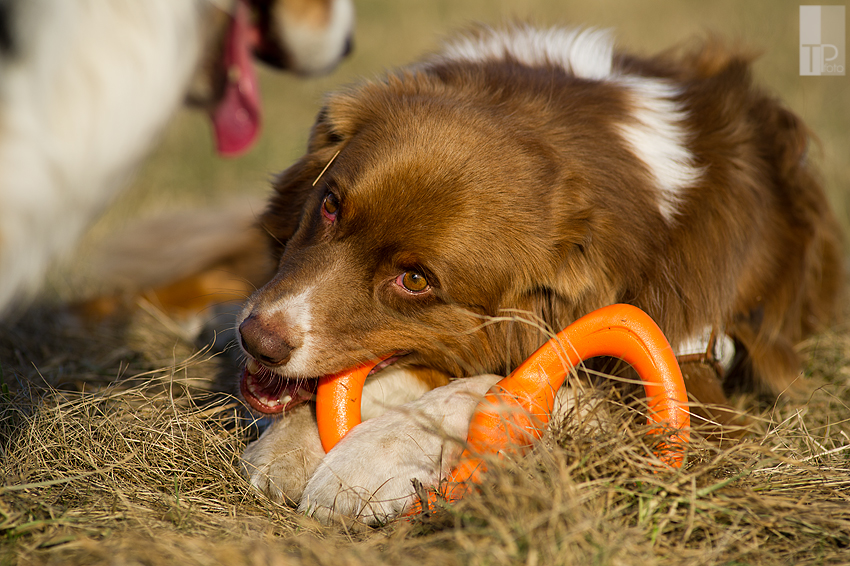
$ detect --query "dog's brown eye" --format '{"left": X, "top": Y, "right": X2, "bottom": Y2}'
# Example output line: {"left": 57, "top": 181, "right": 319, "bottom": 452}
{"left": 322, "top": 192, "right": 339, "bottom": 220}
{"left": 397, "top": 271, "right": 429, "bottom": 294}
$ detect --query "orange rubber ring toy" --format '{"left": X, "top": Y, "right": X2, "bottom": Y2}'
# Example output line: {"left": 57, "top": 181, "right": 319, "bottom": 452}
{"left": 316, "top": 304, "right": 690, "bottom": 509}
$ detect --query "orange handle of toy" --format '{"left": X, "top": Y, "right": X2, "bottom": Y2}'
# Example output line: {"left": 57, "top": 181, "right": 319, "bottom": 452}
{"left": 426, "top": 303, "right": 690, "bottom": 509}
{"left": 316, "top": 356, "right": 389, "bottom": 453}
{"left": 316, "top": 304, "right": 690, "bottom": 508}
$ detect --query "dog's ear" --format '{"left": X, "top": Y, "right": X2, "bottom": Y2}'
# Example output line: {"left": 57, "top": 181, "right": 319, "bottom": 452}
{"left": 308, "top": 88, "right": 375, "bottom": 151}
{"left": 259, "top": 158, "right": 316, "bottom": 262}
{"left": 308, "top": 106, "right": 346, "bottom": 151}
{"left": 259, "top": 104, "right": 352, "bottom": 261}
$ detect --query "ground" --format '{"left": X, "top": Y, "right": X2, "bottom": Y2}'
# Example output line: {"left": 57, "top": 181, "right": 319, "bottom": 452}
{"left": 2, "top": 1, "right": 849, "bottom": 564}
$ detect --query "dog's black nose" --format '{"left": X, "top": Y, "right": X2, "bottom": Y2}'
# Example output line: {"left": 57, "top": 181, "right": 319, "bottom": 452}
{"left": 239, "top": 314, "right": 295, "bottom": 367}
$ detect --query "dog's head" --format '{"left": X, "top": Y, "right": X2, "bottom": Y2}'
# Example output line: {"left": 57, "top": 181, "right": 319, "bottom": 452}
{"left": 235, "top": 61, "right": 637, "bottom": 414}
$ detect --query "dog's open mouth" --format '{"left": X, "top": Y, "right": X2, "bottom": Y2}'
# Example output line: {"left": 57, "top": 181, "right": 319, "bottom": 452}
{"left": 240, "top": 354, "right": 409, "bottom": 415}
{"left": 240, "top": 360, "right": 315, "bottom": 414}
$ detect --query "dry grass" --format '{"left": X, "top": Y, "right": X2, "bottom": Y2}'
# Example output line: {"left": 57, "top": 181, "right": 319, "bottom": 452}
{"left": 3, "top": 0, "right": 850, "bottom": 564}
{"left": 3, "top": 304, "right": 850, "bottom": 565}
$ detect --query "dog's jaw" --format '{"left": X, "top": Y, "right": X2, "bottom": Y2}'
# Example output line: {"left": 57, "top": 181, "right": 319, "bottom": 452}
{"left": 238, "top": 351, "right": 413, "bottom": 416}
{"left": 239, "top": 359, "right": 318, "bottom": 414}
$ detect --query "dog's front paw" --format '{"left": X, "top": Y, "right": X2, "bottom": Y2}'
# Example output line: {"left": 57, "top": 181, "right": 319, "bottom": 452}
{"left": 242, "top": 403, "right": 326, "bottom": 504}
{"left": 298, "top": 375, "right": 499, "bottom": 525}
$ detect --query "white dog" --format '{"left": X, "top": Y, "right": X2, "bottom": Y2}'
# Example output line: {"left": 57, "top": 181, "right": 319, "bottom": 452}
{"left": 0, "top": 0, "right": 353, "bottom": 316}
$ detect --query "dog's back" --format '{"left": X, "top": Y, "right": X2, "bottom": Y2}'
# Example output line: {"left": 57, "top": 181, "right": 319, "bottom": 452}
{"left": 614, "top": 40, "right": 844, "bottom": 394}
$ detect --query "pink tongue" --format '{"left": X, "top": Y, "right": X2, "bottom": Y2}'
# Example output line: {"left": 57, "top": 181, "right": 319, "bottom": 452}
{"left": 210, "top": 0, "right": 261, "bottom": 157}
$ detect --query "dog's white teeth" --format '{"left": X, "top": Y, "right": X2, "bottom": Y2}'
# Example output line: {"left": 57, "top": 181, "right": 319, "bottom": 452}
{"left": 278, "top": 394, "right": 292, "bottom": 406}
{"left": 246, "top": 359, "right": 261, "bottom": 374}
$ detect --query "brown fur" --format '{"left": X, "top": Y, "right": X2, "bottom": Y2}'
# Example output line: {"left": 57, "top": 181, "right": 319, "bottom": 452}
{"left": 243, "top": 33, "right": 842, "bottom": 406}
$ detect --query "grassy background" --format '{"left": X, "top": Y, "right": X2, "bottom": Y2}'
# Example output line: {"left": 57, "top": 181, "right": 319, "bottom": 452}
{"left": 3, "top": 1, "right": 850, "bottom": 565}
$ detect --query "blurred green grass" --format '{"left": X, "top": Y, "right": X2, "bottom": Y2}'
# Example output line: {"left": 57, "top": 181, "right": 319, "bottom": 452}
{"left": 87, "top": 0, "right": 849, "bottom": 250}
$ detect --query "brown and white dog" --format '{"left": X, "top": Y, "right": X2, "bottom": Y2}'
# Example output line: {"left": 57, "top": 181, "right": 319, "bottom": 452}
{"left": 0, "top": 0, "right": 353, "bottom": 316}
{"left": 237, "top": 24, "right": 843, "bottom": 524}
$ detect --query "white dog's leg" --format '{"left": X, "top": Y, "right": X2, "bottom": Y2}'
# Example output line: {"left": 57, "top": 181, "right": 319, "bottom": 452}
{"left": 241, "top": 403, "right": 325, "bottom": 504}
{"left": 298, "top": 374, "right": 501, "bottom": 525}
